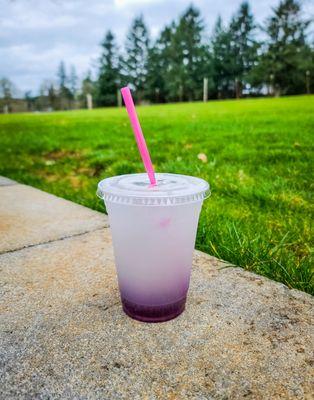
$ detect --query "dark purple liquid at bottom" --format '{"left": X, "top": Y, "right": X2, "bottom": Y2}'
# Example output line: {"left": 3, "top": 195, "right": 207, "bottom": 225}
{"left": 121, "top": 296, "right": 186, "bottom": 323}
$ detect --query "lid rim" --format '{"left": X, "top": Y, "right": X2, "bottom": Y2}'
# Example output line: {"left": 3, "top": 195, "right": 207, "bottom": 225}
{"left": 97, "top": 173, "right": 210, "bottom": 205}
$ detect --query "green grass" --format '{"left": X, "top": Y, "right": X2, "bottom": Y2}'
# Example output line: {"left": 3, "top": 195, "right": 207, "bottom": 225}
{"left": 0, "top": 95, "right": 313, "bottom": 294}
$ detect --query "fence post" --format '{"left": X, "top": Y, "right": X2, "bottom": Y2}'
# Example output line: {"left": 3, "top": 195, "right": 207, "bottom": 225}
{"left": 203, "top": 78, "right": 208, "bottom": 102}
{"left": 86, "top": 94, "right": 93, "bottom": 110}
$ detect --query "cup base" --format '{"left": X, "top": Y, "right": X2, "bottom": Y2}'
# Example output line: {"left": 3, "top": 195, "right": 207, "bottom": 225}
{"left": 121, "top": 296, "right": 186, "bottom": 323}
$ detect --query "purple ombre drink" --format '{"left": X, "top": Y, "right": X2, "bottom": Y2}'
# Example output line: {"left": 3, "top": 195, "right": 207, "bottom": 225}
{"left": 97, "top": 173, "right": 209, "bottom": 322}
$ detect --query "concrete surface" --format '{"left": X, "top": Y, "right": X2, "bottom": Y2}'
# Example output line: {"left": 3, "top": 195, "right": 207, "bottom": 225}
{"left": 0, "top": 178, "right": 313, "bottom": 399}
{"left": 0, "top": 182, "right": 108, "bottom": 254}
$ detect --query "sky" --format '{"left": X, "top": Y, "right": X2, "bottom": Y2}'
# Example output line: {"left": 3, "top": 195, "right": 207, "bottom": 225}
{"left": 1, "top": 0, "right": 313, "bottom": 95}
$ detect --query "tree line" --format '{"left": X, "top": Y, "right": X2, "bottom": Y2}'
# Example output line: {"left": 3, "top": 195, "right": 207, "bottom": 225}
{"left": 1, "top": 0, "right": 313, "bottom": 112}
{"left": 96, "top": 0, "right": 313, "bottom": 105}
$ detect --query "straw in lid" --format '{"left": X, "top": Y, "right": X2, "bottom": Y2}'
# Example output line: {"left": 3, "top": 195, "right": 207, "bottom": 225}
{"left": 97, "top": 173, "right": 210, "bottom": 206}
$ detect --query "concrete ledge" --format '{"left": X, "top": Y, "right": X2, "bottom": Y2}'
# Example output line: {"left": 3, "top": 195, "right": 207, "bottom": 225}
{"left": 0, "top": 180, "right": 313, "bottom": 399}
{"left": 0, "top": 183, "right": 108, "bottom": 254}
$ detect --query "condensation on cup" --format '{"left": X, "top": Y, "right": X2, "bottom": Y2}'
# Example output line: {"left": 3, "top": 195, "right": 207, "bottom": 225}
{"left": 97, "top": 173, "right": 210, "bottom": 322}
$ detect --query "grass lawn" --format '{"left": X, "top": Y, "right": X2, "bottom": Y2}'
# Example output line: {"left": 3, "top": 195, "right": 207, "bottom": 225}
{"left": 0, "top": 95, "right": 313, "bottom": 294}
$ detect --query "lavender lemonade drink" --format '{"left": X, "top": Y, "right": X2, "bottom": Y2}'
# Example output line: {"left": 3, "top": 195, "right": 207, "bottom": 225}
{"left": 97, "top": 173, "right": 209, "bottom": 322}
{"left": 97, "top": 86, "right": 209, "bottom": 322}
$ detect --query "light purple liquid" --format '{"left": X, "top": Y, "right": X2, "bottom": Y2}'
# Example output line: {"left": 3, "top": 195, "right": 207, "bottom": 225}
{"left": 118, "top": 274, "right": 189, "bottom": 322}
{"left": 106, "top": 200, "right": 202, "bottom": 323}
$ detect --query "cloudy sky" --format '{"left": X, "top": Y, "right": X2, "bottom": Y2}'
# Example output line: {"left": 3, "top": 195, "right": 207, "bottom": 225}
{"left": 1, "top": 0, "right": 313, "bottom": 95}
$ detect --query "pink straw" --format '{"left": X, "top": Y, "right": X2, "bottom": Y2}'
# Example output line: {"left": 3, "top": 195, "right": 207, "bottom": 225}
{"left": 121, "top": 87, "right": 156, "bottom": 185}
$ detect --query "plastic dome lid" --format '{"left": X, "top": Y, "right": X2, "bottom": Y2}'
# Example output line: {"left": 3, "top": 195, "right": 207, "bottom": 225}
{"left": 97, "top": 173, "right": 210, "bottom": 206}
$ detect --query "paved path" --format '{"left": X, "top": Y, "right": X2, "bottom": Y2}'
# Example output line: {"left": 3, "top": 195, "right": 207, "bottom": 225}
{"left": 0, "top": 177, "right": 313, "bottom": 399}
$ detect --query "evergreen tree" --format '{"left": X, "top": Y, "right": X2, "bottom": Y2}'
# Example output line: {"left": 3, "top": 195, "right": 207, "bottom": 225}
{"left": 48, "top": 84, "right": 57, "bottom": 109}
{"left": 211, "top": 16, "right": 234, "bottom": 98}
{"left": 123, "top": 15, "right": 149, "bottom": 101}
{"left": 145, "top": 23, "right": 174, "bottom": 102}
{"left": 163, "top": 20, "right": 186, "bottom": 102}
{"left": 257, "top": 0, "right": 312, "bottom": 95}
{"left": 228, "top": 2, "right": 259, "bottom": 97}
{"left": 57, "top": 61, "right": 72, "bottom": 106}
{"left": 69, "top": 65, "right": 78, "bottom": 99}
{"left": 159, "top": 6, "right": 208, "bottom": 102}
{"left": 145, "top": 44, "right": 165, "bottom": 103}
{"left": 175, "top": 5, "right": 209, "bottom": 101}
{"left": 96, "top": 30, "right": 120, "bottom": 106}
{"left": 57, "top": 61, "right": 67, "bottom": 90}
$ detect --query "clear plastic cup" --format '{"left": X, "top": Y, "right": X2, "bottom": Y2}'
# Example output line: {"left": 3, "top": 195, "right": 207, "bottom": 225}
{"left": 97, "top": 173, "right": 210, "bottom": 322}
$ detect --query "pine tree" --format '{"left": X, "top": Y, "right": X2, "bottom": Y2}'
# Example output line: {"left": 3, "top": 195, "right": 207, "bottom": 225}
{"left": 123, "top": 15, "right": 149, "bottom": 101}
{"left": 258, "top": 0, "right": 311, "bottom": 95}
{"left": 57, "top": 61, "right": 71, "bottom": 107}
{"left": 69, "top": 65, "right": 78, "bottom": 99}
{"left": 96, "top": 30, "right": 120, "bottom": 106}
{"left": 160, "top": 6, "right": 208, "bottom": 102}
{"left": 145, "top": 23, "right": 174, "bottom": 103}
{"left": 48, "top": 84, "right": 57, "bottom": 110}
{"left": 228, "top": 2, "right": 259, "bottom": 97}
{"left": 57, "top": 61, "right": 67, "bottom": 90}
{"left": 211, "top": 16, "right": 234, "bottom": 98}
{"left": 176, "top": 5, "right": 209, "bottom": 101}
{"left": 145, "top": 44, "right": 165, "bottom": 103}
